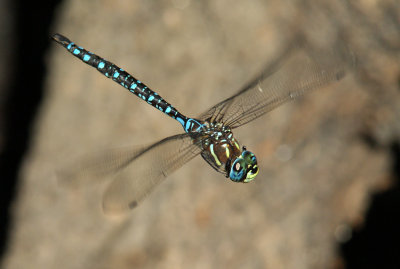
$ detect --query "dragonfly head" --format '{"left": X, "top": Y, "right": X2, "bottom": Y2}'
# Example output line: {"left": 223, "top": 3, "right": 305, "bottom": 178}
{"left": 229, "top": 149, "right": 259, "bottom": 183}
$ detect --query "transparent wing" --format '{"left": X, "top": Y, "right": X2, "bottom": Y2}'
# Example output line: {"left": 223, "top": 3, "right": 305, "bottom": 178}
{"left": 57, "top": 145, "right": 150, "bottom": 188}
{"left": 199, "top": 45, "right": 355, "bottom": 129}
{"left": 102, "top": 134, "right": 202, "bottom": 215}
{"left": 57, "top": 133, "right": 202, "bottom": 215}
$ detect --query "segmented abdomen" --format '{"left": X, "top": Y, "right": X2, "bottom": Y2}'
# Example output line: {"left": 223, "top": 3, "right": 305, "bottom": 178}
{"left": 52, "top": 34, "right": 188, "bottom": 127}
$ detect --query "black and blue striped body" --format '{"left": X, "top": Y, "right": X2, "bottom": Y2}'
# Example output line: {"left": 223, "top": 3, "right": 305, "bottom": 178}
{"left": 52, "top": 34, "right": 204, "bottom": 133}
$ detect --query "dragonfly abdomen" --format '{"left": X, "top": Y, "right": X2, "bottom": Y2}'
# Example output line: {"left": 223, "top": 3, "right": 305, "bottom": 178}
{"left": 52, "top": 34, "right": 189, "bottom": 127}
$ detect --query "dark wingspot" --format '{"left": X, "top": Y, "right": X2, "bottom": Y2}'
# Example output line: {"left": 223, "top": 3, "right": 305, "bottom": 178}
{"left": 129, "top": 201, "right": 138, "bottom": 209}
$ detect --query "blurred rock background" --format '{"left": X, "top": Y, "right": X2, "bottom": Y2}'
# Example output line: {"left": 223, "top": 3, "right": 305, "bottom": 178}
{"left": 0, "top": 0, "right": 399, "bottom": 268}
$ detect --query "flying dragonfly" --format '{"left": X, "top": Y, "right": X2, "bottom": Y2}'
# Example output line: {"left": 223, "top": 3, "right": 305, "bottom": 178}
{"left": 53, "top": 34, "right": 352, "bottom": 214}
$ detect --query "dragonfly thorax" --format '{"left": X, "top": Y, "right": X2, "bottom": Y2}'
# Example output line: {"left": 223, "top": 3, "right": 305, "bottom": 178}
{"left": 198, "top": 122, "right": 258, "bottom": 182}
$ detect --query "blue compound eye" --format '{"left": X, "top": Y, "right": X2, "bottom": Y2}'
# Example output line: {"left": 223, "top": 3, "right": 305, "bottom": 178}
{"left": 229, "top": 150, "right": 259, "bottom": 183}
{"left": 229, "top": 158, "right": 247, "bottom": 182}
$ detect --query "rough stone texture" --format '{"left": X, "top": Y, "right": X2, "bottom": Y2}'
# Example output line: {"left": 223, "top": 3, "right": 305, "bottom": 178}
{"left": 2, "top": 0, "right": 399, "bottom": 268}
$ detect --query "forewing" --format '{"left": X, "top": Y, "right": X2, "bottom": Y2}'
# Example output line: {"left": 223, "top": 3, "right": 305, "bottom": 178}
{"left": 200, "top": 45, "right": 354, "bottom": 129}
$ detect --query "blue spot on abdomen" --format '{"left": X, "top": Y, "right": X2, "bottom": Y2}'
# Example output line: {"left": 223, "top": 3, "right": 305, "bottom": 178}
{"left": 83, "top": 54, "right": 91, "bottom": 62}
{"left": 98, "top": 62, "right": 105, "bottom": 69}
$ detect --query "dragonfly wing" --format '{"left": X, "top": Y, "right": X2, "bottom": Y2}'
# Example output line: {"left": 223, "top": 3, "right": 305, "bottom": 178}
{"left": 57, "top": 133, "right": 202, "bottom": 214}
{"left": 199, "top": 45, "right": 355, "bottom": 128}
{"left": 57, "top": 145, "right": 152, "bottom": 188}
{"left": 102, "top": 134, "right": 202, "bottom": 215}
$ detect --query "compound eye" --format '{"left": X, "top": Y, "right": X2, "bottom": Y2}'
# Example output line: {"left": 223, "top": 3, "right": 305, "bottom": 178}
{"left": 229, "top": 158, "right": 247, "bottom": 182}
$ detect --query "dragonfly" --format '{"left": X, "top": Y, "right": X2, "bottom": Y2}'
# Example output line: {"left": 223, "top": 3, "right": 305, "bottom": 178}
{"left": 53, "top": 33, "right": 349, "bottom": 214}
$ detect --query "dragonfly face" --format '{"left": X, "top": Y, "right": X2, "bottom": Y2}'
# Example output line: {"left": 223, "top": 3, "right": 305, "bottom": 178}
{"left": 229, "top": 149, "right": 258, "bottom": 183}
